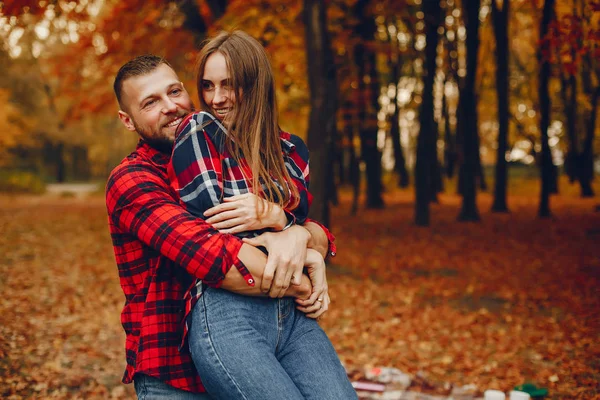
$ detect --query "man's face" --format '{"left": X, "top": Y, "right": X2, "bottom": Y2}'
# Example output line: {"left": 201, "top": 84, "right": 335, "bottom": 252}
{"left": 118, "top": 64, "right": 192, "bottom": 152}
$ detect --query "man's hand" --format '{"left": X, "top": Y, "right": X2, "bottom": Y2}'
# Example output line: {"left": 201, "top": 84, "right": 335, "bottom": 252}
{"left": 204, "top": 193, "right": 287, "bottom": 234}
{"left": 295, "top": 249, "right": 329, "bottom": 319}
{"left": 242, "top": 225, "right": 310, "bottom": 298}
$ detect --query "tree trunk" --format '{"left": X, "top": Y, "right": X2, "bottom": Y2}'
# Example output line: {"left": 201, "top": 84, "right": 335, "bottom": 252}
{"left": 389, "top": 36, "right": 409, "bottom": 188}
{"left": 350, "top": 142, "right": 360, "bottom": 215}
{"left": 433, "top": 156, "right": 444, "bottom": 196}
{"left": 341, "top": 100, "right": 361, "bottom": 215}
{"left": 71, "top": 145, "right": 90, "bottom": 181}
{"left": 390, "top": 105, "right": 409, "bottom": 188}
{"left": 443, "top": 16, "right": 459, "bottom": 180}
{"left": 580, "top": 86, "right": 598, "bottom": 197}
{"left": 475, "top": 120, "right": 488, "bottom": 192}
{"left": 579, "top": 33, "right": 597, "bottom": 198}
{"left": 415, "top": 0, "right": 441, "bottom": 226}
{"left": 491, "top": 0, "right": 510, "bottom": 212}
{"left": 561, "top": 72, "right": 578, "bottom": 183}
{"left": 304, "top": 0, "right": 337, "bottom": 226}
{"left": 537, "top": 0, "right": 555, "bottom": 217}
{"left": 355, "top": 0, "right": 384, "bottom": 209}
{"left": 458, "top": 0, "right": 481, "bottom": 221}
{"left": 431, "top": 119, "right": 443, "bottom": 202}
{"left": 55, "top": 142, "right": 66, "bottom": 183}
{"left": 442, "top": 78, "right": 456, "bottom": 178}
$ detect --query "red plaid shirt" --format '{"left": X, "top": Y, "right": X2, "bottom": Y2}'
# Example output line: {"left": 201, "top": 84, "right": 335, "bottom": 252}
{"left": 106, "top": 140, "right": 248, "bottom": 392}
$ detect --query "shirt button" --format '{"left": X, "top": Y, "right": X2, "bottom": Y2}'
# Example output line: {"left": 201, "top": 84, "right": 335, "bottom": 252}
{"left": 248, "top": 278, "right": 254, "bottom": 284}
{"left": 330, "top": 251, "right": 336, "bottom": 257}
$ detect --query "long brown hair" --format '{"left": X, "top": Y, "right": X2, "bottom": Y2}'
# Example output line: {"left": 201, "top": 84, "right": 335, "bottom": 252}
{"left": 196, "top": 30, "right": 300, "bottom": 211}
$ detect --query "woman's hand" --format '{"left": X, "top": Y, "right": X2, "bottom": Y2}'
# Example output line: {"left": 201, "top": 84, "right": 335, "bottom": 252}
{"left": 242, "top": 226, "right": 310, "bottom": 298}
{"left": 295, "top": 249, "right": 329, "bottom": 319}
{"left": 204, "top": 193, "right": 287, "bottom": 234}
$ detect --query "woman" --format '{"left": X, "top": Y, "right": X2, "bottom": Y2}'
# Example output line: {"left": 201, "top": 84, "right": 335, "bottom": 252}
{"left": 169, "top": 31, "right": 357, "bottom": 399}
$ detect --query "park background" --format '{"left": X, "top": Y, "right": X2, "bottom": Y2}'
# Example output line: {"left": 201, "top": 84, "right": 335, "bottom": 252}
{"left": 0, "top": 0, "right": 599, "bottom": 399}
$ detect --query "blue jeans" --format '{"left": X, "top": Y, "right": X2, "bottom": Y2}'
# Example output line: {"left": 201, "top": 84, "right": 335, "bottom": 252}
{"left": 134, "top": 374, "right": 213, "bottom": 399}
{"left": 188, "top": 287, "right": 357, "bottom": 400}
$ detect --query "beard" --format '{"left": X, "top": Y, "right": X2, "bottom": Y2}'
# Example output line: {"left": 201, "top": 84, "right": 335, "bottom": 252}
{"left": 140, "top": 135, "right": 174, "bottom": 154}
{"left": 133, "top": 112, "right": 188, "bottom": 154}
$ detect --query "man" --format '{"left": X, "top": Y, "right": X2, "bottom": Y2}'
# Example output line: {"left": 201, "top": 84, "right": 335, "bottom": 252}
{"left": 106, "top": 55, "right": 336, "bottom": 398}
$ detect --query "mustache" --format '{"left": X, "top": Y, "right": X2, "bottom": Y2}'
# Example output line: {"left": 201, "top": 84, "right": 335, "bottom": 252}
{"left": 162, "top": 110, "right": 189, "bottom": 128}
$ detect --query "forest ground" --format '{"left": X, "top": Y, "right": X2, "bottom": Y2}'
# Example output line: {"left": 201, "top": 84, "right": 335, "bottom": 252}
{"left": 1, "top": 176, "right": 599, "bottom": 399}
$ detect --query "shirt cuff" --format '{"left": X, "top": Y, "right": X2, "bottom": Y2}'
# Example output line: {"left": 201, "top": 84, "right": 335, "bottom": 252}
{"left": 203, "top": 234, "right": 255, "bottom": 287}
{"left": 231, "top": 257, "right": 255, "bottom": 286}
{"left": 304, "top": 218, "right": 337, "bottom": 258}
{"left": 281, "top": 210, "right": 296, "bottom": 231}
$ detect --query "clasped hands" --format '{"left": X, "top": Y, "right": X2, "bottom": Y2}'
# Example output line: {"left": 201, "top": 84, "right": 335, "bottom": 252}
{"left": 204, "top": 193, "right": 329, "bottom": 318}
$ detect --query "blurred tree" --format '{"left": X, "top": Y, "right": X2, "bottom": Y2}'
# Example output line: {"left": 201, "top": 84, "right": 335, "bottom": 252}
{"left": 354, "top": 0, "right": 384, "bottom": 209}
{"left": 458, "top": 0, "right": 481, "bottom": 221}
{"left": 415, "top": 0, "right": 442, "bottom": 226}
{"left": 552, "top": 0, "right": 599, "bottom": 197}
{"left": 441, "top": 3, "right": 460, "bottom": 180}
{"left": 491, "top": 0, "right": 510, "bottom": 212}
{"left": 387, "top": 16, "right": 410, "bottom": 188}
{"left": 304, "top": 0, "right": 337, "bottom": 227}
{"left": 538, "top": 0, "right": 556, "bottom": 217}
{"left": 0, "top": 88, "right": 34, "bottom": 167}
{"left": 455, "top": 1, "right": 487, "bottom": 196}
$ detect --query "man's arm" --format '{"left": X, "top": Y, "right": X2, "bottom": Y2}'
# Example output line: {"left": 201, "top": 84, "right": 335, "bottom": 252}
{"left": 107, "top": 162, "right": 312, "bottom": 297}
{"left": 303, "top": 221, "right": 330, "bottom": 259}
{"left": 107, "top": 163, "right": 249, "bottom": 287}
{"left": 221, "top": 244, "right": 311, "bottom": 299}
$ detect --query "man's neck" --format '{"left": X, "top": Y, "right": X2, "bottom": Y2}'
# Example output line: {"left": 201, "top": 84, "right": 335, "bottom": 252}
{"left": 140, "top": 138, "right": 173, "bottom": 155}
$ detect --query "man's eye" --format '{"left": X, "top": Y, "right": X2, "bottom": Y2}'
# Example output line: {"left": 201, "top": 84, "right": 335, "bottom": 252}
{"left": 170, "top": 89, "right": 182, "bottom": 95}
{"left": 143, "top": 99, "right": 157, "bottom": 108}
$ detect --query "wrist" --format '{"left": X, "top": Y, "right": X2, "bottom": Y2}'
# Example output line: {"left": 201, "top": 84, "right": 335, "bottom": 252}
{"left": 305, "top": 248, "right": 323, "bottom": 266}
{"left": 288, "top": 275, "right": 311, "bottom": 299}
{"left": 271, "top": 206, "right": 288, "bottom": 231}
{"left": 293, "top": 224, "right": 311, "bottom": 245}
{"left": 276, "top": 209, "right": 295, "bottom": 232}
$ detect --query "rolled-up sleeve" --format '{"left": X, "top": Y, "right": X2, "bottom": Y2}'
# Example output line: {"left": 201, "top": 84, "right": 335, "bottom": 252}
{"left": 305, "top": 217, "right": 337, "bottom": 258}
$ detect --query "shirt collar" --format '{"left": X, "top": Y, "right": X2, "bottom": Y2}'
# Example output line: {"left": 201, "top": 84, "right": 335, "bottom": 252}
{"left": 136, "top": 140, "right": 171, "bottom": 166}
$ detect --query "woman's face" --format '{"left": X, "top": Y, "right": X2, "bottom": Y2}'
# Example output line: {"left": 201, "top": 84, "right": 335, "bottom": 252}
{"left": 201, "top": 52, "right": 236, "bottom": 126}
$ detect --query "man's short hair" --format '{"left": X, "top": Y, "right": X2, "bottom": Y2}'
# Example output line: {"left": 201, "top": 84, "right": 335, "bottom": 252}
{"left": 113, "top": 54, "right": 172, "bottom": 109}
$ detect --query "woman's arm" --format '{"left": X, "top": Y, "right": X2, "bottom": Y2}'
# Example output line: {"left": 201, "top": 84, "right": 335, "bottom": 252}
{"left": 203, "top": 193, "right": 290, "bottom": 233}
{"left": 220, "top": 242, "right": 312, "bottom": 299}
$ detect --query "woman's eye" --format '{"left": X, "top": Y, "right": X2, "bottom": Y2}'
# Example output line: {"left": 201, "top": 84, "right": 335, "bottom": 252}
{"left": 202, "top": 82, "right": 214, "bottom": 90}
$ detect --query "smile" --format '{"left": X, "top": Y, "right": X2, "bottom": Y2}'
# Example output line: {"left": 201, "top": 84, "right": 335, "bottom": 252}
{"left": 214, "top": 108, "right": 232, "bottom": 117}
{"left": 165, "top": 117, "right": 183, "bottom": 128}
